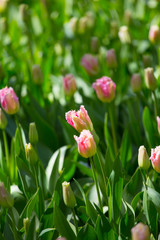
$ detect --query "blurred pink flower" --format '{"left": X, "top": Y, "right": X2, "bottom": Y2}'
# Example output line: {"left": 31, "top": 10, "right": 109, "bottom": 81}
{"left": 74, "top": 130, "right": 96, "bottom": 158}
{"left": 65, "top": 105, "right": 93, "bottom": 132}
{"left": 131, "top": 73, "right": 142, "bottom": 93}
{"left": 0, "top": 87, "right": 19, "bottom": 114}
{"left": 149, "top": 25, "right": 160, "bottom": 44}
{"left": 92, "top": 76, "right": 116, "bottom": 103}
{"left": 150, "top": 146, "right": 160, "bottom": 173}
{"left": 63, "top": 74, "right": 77, "bottom": 97}
{"left": 157, "top": 116, "right": 160, "bottom": 135}
{"left": 106, "top": 49, "right": 117, "bottom": 68}
{"left": 81, "top": 54, "right": 99, "bottom": 75}
{"left": 131, "top": 223, "right": 150, "bottom": 240}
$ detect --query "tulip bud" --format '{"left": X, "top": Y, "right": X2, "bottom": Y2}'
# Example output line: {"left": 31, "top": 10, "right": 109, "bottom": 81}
{"left": 62, "top": 181, "right": 76, "bottom": 208}
{"left": 91, "top": 37, "right": 99, "bottom": 53}
{"left": 32, "top": 65, "right": 43, "bottom": 85}
{"left": 78, "top": 17, "right": 88, "bottom": 34}
{"left": 118, "top": 26, "right": 131, "bottom": 44}
{"left": 25, "top": 143, "right": 38, "bottom": 165}
{"left": 0, "top": 0, "right": 8, "bottom": 13}
{"left": 131, "top": 223, "right": 150, "bottom": 240}
{"left": 157, "top": 116, "right": 160, "bottom": 135}
{"left": 23, "top": 218, "right": 30, "bottom": 234}
{"left": 92, "top": 76, "right": 116, "bottom": 103}
{"left": 85, "top": 11, "right": 95, "bottom": 29}
{"left": 149, "top": 25, "right": 160, "bottom": 44}
{"left": 0, "top": 87, "right": 19, "bottom": 115}
{"left": 81, "top": 54, "right": 99, "bottom": 76}
{"left": 150, "top": 146, "right": 160, "bottom": 173}
{"left": 69, "top": 17, "right": 78, "bottom": 34}
{"left": 0, "top": 108, "right": 7, "bottom": 129}
{"left": 63, "top": 74, "right": 77, "bottom": 97}
{"left": 29, "top": 122, "right": 38, "bottom": 144}
{"left": 74, "top": 130, "right": 96, "bottom": 158}
{"left": 131, "top": 73, "right": 142, "bottom": 93}
{"left": 142, "top": 55, "right": 152, "bottom": 68}
{"left": 110, "top": 21, "right": 118, "bottom": 38}
{"left": 124, "top": 10, "right": 132, "bottom": 25}
{"left": 138, "top": 146, "right": 150, "bottom": 170}
{"left": 144, "top": 67, "right": 157, "bottom": 90}
{"left": 0, "top": 182, "right": 14, "bottom": 208}
{"left": 56, "top": 238, "right": 66, "bottom": 240}
{"left": 106, "top": 49, "right": 117, "bottom": 68}
{"left": 19, "top": 4, "right": 29, "bottom": 22}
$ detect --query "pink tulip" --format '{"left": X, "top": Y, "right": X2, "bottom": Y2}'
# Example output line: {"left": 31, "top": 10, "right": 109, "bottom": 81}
{"left": 92, "top": 76, "right": 116, "bottom": 103}
{"left": 150, "top": 146, "right": 160, "bottom": 173}
{"left": 81, "top": 54, "right": 99, "bottom": 75}
{"left": 63, "top": 74, "right": 77, "bottom": 97}
{"left": 131, "top": 223, "right": 150, "bottom": 240}
{"left": 106, "top": 49, "right": 117, "bottom": 68}
{"left": 0, "top": 87, "right": 19, "bottom": 114}
{"left": 157, "top": 116, "right": 160, "bottom": 135}
{"left": 74, "top": 130, "right": 96, "bottom": 158}
{"left": 149, "top": 25, "right": 160, "bottom": 44}
{"left": 65, "top": 105, "right": 93, "bottom": 132}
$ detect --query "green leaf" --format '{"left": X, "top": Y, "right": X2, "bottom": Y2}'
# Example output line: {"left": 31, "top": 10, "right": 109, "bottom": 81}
{"left": 53, "top": 206, "right": 76, "bottom": 240}
{"left": 26, "top": 216, "right": 37, "bottom": 240}
{"left": 143, "top": 107, "right": 156, "bottom": 148}
{"left": 38, "top": 228, "right": 55, "bottom": 238}
{"left": 120, "top": 128, "right": 132, "bottom": 168}
{"left": 104, "top": 113, "right": 115, "bottom": 161}
{"left": 147, "top": 187, "right": 160, "bottom": 216}
{"left": 123, "top": 168, "right": 143, "bottom": 204}
{"left": 77, "top": 224, "right": 97, "bottom": 240}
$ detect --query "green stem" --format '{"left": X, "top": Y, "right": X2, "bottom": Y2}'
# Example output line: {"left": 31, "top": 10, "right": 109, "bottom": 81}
{"left": 2, "top": 130, "right": 9, "bottom": 170}
{"left": 96, "top": 149, "right": 108, "bottom": 198}
{"left": 72, "top": 208, "right": 78, "bottom": 235}
{"left": 108, "top": 103, "right": 118, "bottom": 155}
{"left": 152, "top": 91, "right": 158, "bottom": 119}
{"left": 90, "top": 157, "right": 103, "bottom": 211}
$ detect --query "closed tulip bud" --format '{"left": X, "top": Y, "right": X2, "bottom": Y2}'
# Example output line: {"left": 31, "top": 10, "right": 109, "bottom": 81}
{"left": 157, "top": 116, "right": 160, "bottom": 135}
{"left": 124, "top": 10, "right": 132, "bottom": 25}
{"left": 144, "top": 67, "right": 157, "bottom": 90}
{"left": 138, "top": 146, "right": 150, "bottom": 170}
{"left": 0, "top": 108, "right": 7, "bottom": 129}
{"left": 142, "top": 55, "right": 152, "bottom": 68}
{"left": 0, "top": 87, "right": 19, "bottom": 115}
{"left": 81, "top": 54, "right": 99, "bottom": 76}
{"left": 149, "top": 25, "right": 160, "bottom": 44}
{"left": 92, "top": 76, "right": 116, "bottom": 103}
{"left": 74, "top": 130, "right": 96, "bottom": 158}
{"left": 131, "top": 223, "right": 150, "bottom": 240}
{"left": 106, "top": 49, "right": 117, "bottom": 68}
{"left": 25, "top": 143, "right": 38, "bottom": 165}
{"left": 0, "top": 182, "right": 14, "bottom": 208}
{"left": 23, "top": 218, "right": 30, "bottom": 234}
{"left": 110, "top": 21, "right": 118, "bottom": 38}
{"left": 69, "top": 17, "right": 78, "bottom": 34}
{"left": 63, "top": 74, "right": 77, "bottom": 97}
{"left": 62, "top": 181, "right": 76, "bottom": 208}
{"left": 32, "top": 65, "right": 43, "bottom": 85}
{"left": 29, "top": 122, "right": 38, "bottom": 144}
{"left": 0, "top": 0, "right": 8, "bottom": 12}
{"left": 150, "top": 146, "right": 160, "bottom": 173}
{"left": 131, "top": 73, "right": 142, "bottom": 92}
{"left": 78, "top": 17, "right": 88, "bottom": 34}
{"left": 85, "top": 11, "right": 95, "bottom": 29}
{"left": 91, "top": 37, "right": 99, "bottom": 53}
{"left": 19, "top": 4, "right": 29, "bottom": 22}
{"left": 118, "top": 26, "right": 131, "bottom": 44}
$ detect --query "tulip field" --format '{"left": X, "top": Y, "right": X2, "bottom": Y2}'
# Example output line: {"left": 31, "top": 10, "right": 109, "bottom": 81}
{"left": 1, "top": 0, "right": 160, "bottom": 239}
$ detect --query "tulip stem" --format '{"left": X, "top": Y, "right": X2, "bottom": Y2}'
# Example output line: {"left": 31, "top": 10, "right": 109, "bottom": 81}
{"left": 108, "top": 104, "right": 118, "bottom": 155}
{"left": 2, "top": 130, "right": 9, "bottom": 171}
{"left": 90, "top": 157, "right": 103, "bottom": 211}
{"left": 72, "top": 208, "right": 78, "bottom": 235}
{"left": 152, "top": 91, "right": 158, "bottom": 119}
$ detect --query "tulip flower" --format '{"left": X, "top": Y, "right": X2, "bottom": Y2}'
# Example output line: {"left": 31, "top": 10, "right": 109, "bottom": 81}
{"left": 144, "top": 68, "right": 157, "bottom": 91}
{"left": 131, "top": 223, "right": 150, "bottom": 240}
{"left": 0, "top": 87, "right": 19, "bottom": 114}
{"left": 118, "top": 26, "right": 131, "bottom": 44}
{"left": 131, "top": 73, "right": 142, "bottom": 93}
{"left": 150, "top": 146, "right": 160, "bottom": 173}
{"left": 106, "top": 49, "right": 117, "bottom": 68}
{"left": 138, "top": 146, "right": 150, "bottom": 170}
{"left": 157, "top": 116, "right": 160, "bottom": 135}
{"left": 92, "top": 76, "right": 116, "bottom": 103}
{"left": 32, "top": 65, "right": 43, "bottom": 85}
{"left": 81, "top": 54, "right": 99, "bottom": 75}
{"left": 29, "top": 122, "right": 38, "bottom": 144}
{"left": 149, "top": 25, "right": 160, "bottom": 44}
{"left": 63, "top": 74, "right": 77, "bottom": 97}
{"left": 74, "top": 130, "right": 96, "bottom": 158}
{"left": 62, "top": 181, "right": 76, "bottom": 208}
